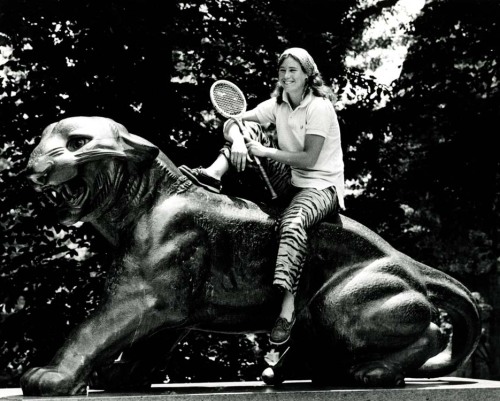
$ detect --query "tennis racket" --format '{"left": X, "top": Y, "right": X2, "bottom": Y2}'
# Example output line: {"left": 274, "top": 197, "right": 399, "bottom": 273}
{"left": 210, "top": 80, "right": 277, "bottom": 200}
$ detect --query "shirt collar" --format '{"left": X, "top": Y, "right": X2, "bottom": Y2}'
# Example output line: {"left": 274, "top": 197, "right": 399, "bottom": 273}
{"left": 283, "top": 90, "right": 314, "bottom": 109}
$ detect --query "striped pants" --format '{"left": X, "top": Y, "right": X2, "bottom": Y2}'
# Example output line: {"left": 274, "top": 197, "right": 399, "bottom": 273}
{"left": 221, "top": 122, "right": 339, "bottom": 295}
{"left": 274, "top": 186, "right": 338, "bottom": 294}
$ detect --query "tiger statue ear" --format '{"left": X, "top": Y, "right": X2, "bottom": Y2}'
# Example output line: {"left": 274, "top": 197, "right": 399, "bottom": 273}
{"left": 114, "top": 122, "right": 160, "bottom": 167}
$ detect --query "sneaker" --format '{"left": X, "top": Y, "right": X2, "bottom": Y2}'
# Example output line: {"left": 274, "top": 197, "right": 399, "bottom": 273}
{"left": 270, "top": 313, "right": 295, "bottom": 345}
{"left": 178, "top": 165, "right": 221, "bottom": 193}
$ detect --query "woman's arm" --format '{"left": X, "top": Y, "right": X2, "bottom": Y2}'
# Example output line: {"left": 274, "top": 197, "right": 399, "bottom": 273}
{"left": 224, "top": 110, "right": 259, "bottom": 171}
{"left": 246, "top": 134, "right": 325, "bottom": 169}
{"left": 222, "top": 109, "right": 261, "bottom": 172}
{"left": 242, "top": 109, "right": 260, "bottom": 123}
{"left": 222, "top": 109, "right": 260, "bottom": 142}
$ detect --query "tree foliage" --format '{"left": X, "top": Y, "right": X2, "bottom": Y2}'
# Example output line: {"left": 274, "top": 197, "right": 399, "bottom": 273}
{"left": 0, "top": 0, "right": 498, "bottom": 386}
{"left": 346, "top": 0, "right": 499, "bottom": 276}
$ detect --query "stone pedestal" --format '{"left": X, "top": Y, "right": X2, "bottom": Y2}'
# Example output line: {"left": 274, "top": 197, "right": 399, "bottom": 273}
{"left": 2, "top": 377, "right": 500, "bottom": 400}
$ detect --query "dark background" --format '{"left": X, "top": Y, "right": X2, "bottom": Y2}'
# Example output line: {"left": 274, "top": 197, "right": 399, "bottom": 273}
{"left": 0, "top": 0, "right": 498, "bottom": 387}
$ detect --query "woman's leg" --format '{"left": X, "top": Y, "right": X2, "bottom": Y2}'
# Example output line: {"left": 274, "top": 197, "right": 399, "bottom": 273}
{"left": 271, "top": 186, "right": 338, "bottom": 344}
{"left": 179, "top": 123, "right": 257, "bottom": 193}
{"left": 212, "top": 122, "right": 293, "bottom": 200}
{"left": 200, "top": 121, "right": 266, "bottom": 181}
{"left": 200, "top": 153, "right": 230, "bottom": 180}
{"left": 274, "top": 187, "right": 339, "bottom": 295}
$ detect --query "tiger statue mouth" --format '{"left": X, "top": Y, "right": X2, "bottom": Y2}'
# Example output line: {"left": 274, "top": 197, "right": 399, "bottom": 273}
{"left": 37, "top": 164, "right": 121, "bottom": 225}
{"left": 25, "top": 116, "right": 159, "bottom": 225}
{"left": 41, "top": 177, "right": 89, "bottom": 223}
{"left": 42, "top": 178, "right": 86, "bottom": 207}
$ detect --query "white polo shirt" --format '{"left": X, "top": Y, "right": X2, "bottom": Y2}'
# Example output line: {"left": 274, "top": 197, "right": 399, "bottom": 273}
{"left": 254, "top": 92, "right": 345, "bottom": 209}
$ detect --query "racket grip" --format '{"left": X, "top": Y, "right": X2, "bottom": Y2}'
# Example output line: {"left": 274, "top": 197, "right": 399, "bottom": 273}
{"left": 254, "top": 156, "right": 278, "bottom": 200}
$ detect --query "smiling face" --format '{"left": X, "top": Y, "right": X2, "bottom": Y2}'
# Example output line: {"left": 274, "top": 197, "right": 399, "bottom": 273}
{"left": 278, "top": 56, "right": 308, "bottom": 98}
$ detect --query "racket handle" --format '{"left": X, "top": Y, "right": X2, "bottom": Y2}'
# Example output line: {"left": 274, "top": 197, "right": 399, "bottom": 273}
{"left": 231, "top": 118, "right": 278, "bottom": 200}
{"left": 253, "top": 155, "right": 278, "bottom": 200}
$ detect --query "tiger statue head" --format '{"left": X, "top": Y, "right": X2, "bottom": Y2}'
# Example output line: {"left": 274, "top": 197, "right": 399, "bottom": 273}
{"left": 25, "top": 116, "right": 160, "bottom": 226}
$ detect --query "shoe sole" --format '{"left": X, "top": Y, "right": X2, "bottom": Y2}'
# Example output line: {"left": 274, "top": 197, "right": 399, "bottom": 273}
{"left": 269, "top": 337, "right": 290, "bottom": 346}
{"left": 178, "top": 165, "right": 220, "bottom": 194}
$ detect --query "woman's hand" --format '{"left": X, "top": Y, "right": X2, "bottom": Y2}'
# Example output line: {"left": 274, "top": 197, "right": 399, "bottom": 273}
{"left": 230, "top": 137, "right": 249, "bottom": 172}
{"left": 246, "top": 140, "right": 268, "bottom": 158}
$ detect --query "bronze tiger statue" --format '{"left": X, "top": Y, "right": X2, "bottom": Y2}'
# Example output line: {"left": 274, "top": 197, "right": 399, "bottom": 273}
{"left": 22, "top": 116, "right": 480, "bottom": 396}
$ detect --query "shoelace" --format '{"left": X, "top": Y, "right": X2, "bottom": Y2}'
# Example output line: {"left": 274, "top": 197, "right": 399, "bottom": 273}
{"left": 274, "top": 316, "right": 294, "bottom": 331}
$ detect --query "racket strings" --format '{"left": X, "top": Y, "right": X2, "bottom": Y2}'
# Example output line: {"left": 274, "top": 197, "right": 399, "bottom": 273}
{"left": 212, "top": 83, "right": 245, "bottom": 116}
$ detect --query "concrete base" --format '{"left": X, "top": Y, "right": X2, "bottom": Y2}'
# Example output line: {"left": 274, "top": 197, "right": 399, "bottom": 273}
{"left": 2, "top": 377, "right": 500, "bottom": 400}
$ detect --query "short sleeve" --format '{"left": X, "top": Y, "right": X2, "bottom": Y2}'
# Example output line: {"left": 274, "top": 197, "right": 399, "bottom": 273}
{"left": 254, "top": 98, "right": 278, "bottom": 126}
{"left": 305, "top": 98, "right": 336, "bottom": 138}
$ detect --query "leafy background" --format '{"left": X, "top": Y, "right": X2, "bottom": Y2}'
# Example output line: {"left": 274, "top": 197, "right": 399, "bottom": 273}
{"left": 0, "top": 0, "right": 498, "bottom": 388}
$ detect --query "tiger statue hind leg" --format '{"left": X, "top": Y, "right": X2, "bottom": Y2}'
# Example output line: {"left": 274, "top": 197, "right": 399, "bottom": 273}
{"left": 263, "top": 248, "right": 478, "bottom": 387}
